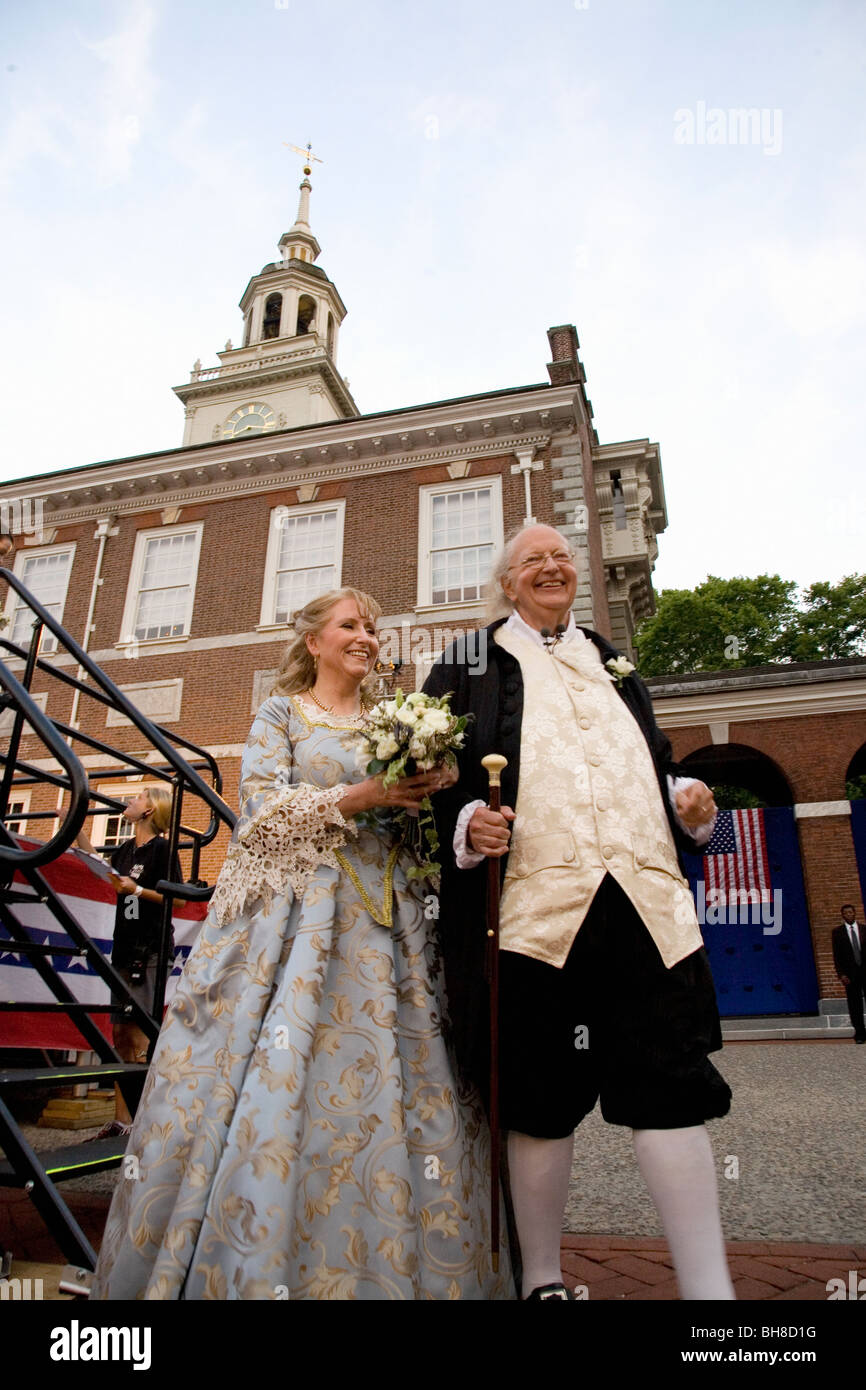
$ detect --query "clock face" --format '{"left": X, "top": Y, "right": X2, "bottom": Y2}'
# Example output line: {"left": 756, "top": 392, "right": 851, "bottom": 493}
{"left": 223, "top": 402, "right": 277, "bottom": 439}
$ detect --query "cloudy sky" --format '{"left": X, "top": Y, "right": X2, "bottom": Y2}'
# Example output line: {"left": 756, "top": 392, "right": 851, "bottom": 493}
{"left": 1, "top": 0, "right": 863, "bottom": 593}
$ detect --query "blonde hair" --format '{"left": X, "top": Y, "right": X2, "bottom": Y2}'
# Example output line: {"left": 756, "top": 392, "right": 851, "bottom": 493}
{"left": 145, "top": 786, "right": 173, "bottom": 834}
{"left": 271, "top": 588, "right": 382, "bottom": 703}
{"left": 484, "top": 523, "right": 577, "bottom": 623}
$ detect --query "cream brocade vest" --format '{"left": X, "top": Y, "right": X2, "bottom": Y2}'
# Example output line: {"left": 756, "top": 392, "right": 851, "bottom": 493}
{"left": 496, "top": 625, "right": 704, "bottom": 969}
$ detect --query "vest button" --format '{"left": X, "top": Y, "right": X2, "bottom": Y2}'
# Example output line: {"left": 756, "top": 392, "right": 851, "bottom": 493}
{"left": 590, "top": 755, "right": 601, "bottom": 766}
{"left": 596, "top": 798, "right": 608, "bottom": 812}
{"left": 602, "top": 845, "right": 614, "bottom": 858}
{"left": 636, "top": 853, "right": 647, "bottom": 865}
{"left": 580, "top": 717, "right": 591, "bottom": 729}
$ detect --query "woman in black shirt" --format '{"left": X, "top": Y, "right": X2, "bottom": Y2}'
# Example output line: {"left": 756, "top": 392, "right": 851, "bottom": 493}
{"left": 77, "top": 787, "right": 180, "bottom": 1137}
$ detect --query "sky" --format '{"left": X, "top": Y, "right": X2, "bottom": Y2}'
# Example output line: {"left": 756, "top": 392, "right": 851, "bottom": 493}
{"left": 0, "top": 0, "right": 864, "bottom": 595}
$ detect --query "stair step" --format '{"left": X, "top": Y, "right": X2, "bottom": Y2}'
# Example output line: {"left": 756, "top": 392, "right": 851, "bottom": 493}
{"left": 0, "top": 1064, "right": 148, "bottom": 1088}
{"left": 0, "top": 1136, "right": 128, "bottom": 1185}
{"left": 0, "top": 1002, "right": 120, "bottom": 1013}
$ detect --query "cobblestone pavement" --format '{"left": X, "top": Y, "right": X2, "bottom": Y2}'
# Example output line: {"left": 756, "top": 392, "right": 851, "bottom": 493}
{"left": 564, "top": 1041, "right": 866, "bottom": 1244}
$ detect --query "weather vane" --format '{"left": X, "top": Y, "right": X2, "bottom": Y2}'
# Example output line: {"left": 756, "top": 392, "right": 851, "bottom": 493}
{"left": 283, "top": 141, "right": 323, "bottom": 177}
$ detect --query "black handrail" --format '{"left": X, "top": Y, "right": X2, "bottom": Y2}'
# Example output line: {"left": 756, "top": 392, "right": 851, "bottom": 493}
{"left": 0, "top": 665, "right": 89, "bottom": 869}
{"left": 0, "top": 567, "right": 235, "bottom": 836}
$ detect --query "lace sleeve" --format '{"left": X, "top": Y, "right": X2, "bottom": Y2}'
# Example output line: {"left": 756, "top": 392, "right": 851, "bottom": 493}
{"left": 207, "top": 699, "right": 358, "bottom": 927}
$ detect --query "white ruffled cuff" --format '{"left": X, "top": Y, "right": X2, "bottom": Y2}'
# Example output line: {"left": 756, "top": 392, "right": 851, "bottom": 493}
{"left": 209, "top": 783, "right": 356, "bottom": 927}
{"left": 454, "top": 799, "right": 486, "bottom": 870}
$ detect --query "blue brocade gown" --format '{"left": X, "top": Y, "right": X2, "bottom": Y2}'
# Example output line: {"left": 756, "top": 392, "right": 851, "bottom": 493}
{"left": 91, "top": 696, "right": 511, "bottom": 1300}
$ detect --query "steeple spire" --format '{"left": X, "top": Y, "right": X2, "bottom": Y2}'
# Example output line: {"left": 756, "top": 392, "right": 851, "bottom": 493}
{"left": 280, "top": 141, "right": 323, "bottom": 264}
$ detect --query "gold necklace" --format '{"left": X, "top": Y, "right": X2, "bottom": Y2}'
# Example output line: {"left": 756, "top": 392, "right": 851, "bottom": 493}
{"left": 306, "top": 687, "right": 362, "bottom": 719}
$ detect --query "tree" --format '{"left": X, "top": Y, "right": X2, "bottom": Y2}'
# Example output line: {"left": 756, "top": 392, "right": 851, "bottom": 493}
{"left": 635, "top": 573, "right": 866, "bottom": 677}
{"left": 635, "top": 575, "right": 799, "bottom": 676}
{"left": 784, "top": 575, "right": 866, "bottom": 661}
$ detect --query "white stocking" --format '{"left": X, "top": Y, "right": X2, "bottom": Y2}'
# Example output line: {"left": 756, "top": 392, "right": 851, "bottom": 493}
{"left": 506, "top": 1131, "right": 575, "bottom": 1298}
{"left": 633, "top": 1125, "right": 735, "bottom": 1300}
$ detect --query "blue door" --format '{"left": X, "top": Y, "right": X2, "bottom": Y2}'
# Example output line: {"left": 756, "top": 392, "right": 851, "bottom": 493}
{"left": 682, "top": 807, "right": 818, "bottom": 1016}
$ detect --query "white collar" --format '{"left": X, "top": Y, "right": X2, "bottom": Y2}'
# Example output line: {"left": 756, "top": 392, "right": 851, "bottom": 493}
{"left": 504, "top": 609, "right": 578, "bottom": 650}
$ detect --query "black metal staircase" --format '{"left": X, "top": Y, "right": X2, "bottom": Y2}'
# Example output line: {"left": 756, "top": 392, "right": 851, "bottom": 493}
{"left": 0, "top": 568, "right": 236, "bottom": 1268}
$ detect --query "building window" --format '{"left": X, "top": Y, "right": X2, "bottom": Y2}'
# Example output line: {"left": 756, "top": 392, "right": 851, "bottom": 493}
{"left": 260, "top": 501, "right": 345, "bottom": 628}
{"left": 5, "top": 794, "right": 30, "bottom": 837}
{"left": 262, "top": 293, "right": 282, "bottom": 340}
{"left": 296, "top": 294, "right": 316, "bottom": 335}
{"left": 418, "top": 478, "right": 502, "bottom": 608}
{"left": 119, "top": 524, "right": 203, "bottom": 647}
{"left": 7, "top": 546, "right": 76, "bottom": 654}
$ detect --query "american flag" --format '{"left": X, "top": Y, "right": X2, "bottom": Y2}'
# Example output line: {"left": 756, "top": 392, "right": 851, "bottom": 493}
{"left": 703, "top": 808, "right": 771, "bottom": 905}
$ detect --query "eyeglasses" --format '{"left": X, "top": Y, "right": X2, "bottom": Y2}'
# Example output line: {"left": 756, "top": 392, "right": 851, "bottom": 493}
{"left": 507, "top": 549, "right": 576, "bottom": 573}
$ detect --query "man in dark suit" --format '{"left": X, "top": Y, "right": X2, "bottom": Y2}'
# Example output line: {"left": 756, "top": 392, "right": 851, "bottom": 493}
{"left": 832, "top": 904, "right": 866, "bottom": 1043}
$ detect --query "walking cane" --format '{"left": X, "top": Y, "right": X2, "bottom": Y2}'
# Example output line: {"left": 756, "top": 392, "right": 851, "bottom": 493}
{"left": 481, "top": 753, "right": 507, "bottom": 1273}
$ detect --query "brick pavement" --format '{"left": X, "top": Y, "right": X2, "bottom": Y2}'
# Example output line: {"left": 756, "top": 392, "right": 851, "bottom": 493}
{"left": 561, "top": 1233, "right": 866, "bottom": 1300}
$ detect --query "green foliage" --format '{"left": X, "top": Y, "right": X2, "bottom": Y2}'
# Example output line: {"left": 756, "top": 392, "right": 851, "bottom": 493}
{"left": 846, "top": 774, "right": 866, "bottom": 802}
{"left": 635, "top": 573, "right": 866, "bottom": 677}
{"left": 711, "top": 784, "right": 766, "bottom": 810}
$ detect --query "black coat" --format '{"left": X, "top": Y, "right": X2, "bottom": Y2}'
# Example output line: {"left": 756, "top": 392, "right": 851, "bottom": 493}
{"left": 832, "top": 923, "right": 864, "bottom": 983}
{"left": 423, "top": 618, "right": 702, "bottom": 1094}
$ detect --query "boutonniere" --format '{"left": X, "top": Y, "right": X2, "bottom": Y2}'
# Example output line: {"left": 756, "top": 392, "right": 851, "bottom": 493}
{"left": 605, "top": 656, "right": 635, "bottom": 686}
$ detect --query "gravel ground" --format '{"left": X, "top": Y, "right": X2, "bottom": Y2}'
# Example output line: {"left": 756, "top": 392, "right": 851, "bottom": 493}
{"left": 14, "top": 1042, "right": 866, "bottom": 1242}
{"left": 564, "top": 1042, "right": 866, "bottom": 1242}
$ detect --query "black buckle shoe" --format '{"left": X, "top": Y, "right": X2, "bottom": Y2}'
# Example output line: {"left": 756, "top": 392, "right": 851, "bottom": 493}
{"left": 525, "top": 1283, "right": 575, "bottom": 1301}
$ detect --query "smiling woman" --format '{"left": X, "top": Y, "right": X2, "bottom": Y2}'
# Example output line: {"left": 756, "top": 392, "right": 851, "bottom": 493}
{"left": 91, "top": 586, "right": 512, "bottom": 1301}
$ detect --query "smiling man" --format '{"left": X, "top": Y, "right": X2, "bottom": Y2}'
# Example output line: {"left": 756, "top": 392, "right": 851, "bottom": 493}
{"left": 425, "top": 524, "right": 734, "bottom": 1302}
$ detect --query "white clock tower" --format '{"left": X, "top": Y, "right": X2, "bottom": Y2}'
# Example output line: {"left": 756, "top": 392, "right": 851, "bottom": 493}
{"left": 174, "top": 162, "right": 359, "bottom": 445}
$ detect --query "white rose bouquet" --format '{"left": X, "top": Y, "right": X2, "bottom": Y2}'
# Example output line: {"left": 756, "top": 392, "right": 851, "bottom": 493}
{"left": 356, "top": 689, "right": 469, "bottom": 883}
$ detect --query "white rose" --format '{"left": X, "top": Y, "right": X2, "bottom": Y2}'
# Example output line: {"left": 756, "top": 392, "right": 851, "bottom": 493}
{"left": 421, "top": 706, "right": 450, "bottom": 733}
{"left": 376, "top": 735, "right": 399, "bottom": 760}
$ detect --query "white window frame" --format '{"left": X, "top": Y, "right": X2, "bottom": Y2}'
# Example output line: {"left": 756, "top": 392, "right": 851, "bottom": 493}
{"left": 416, "top": 475, "right": 503, "bottom": 614}
{"left": 117, "top": 523, "right": 204, "bottom": 655}
{"left": 4, "top": 544, "right": 76, "bottom": 655}
{"left": 5, "top": 791, "right": 31, "bottom": 837}
{"left": 258, "top": 500, "right": 346, "bottom": 630}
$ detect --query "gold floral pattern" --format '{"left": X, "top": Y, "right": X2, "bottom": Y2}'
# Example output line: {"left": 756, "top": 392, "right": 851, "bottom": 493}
{"left": 91, "top": 696, "right": 510, "bottom": 1300}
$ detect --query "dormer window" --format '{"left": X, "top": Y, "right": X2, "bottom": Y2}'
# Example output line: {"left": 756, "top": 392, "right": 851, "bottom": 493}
{"left": 296, "top": 295, "right": 316, "bottom": 335}
{"left": 262, "top": 294, "right": 282, "bottom": 340}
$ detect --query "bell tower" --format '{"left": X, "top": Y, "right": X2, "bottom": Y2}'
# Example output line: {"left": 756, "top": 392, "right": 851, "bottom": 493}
{"left": 174, "top": 149, "right": 358, "bottom": 445}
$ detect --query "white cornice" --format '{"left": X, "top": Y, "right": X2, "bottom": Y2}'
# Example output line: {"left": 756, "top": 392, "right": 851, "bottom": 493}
{"left": 652, "top": 677, "right": 866, "bottom": 727}
{"left": 3, "top": 385, "right": 578, "bottom": 522}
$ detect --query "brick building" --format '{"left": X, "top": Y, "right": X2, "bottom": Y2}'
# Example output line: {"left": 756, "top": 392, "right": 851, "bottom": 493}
{"left": 0, "top": 172, "right": 665, "bottom": 879}
{"left": 2, "top": 172, "right": 863, "bottom": 1023}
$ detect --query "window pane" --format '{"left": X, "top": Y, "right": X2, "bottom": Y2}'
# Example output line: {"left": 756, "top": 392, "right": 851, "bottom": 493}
{"left": 11, "top": 552, "right": 72, "bottom": 651}
{"left": 274, "top": 565, "right": 335, "bottom": 623}
{"left": 133, "top": 532, "right": 197, "bottom": 639}
{"left": 428, "top": 487, "right": 494, "bottom": 604}
{"left": 272, "top": 509, "right": 339, "bottom": 622}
